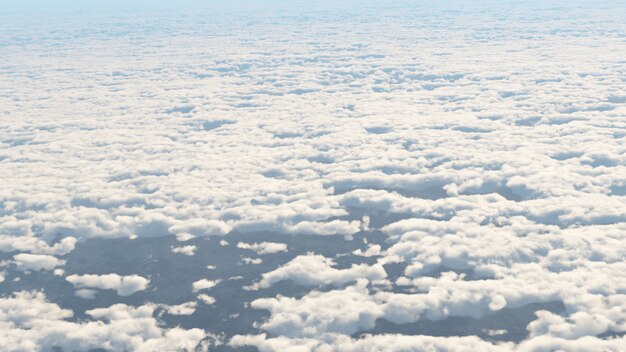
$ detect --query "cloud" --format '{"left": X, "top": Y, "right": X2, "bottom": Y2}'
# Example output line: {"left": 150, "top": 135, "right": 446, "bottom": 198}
{"left": 352, "top": 244, "right": 382, "bottom": 257}
{"left": 170, "top": 245, "right": 197, "bottom": 256}
{"left": 230, "top": 333, "right": 512, "bottom": 352}
{"left": 66, "top": 274, "right": 150, "bottom": 296}
{"left": 254, "top": 254, "right": 386, "bottom": 289}
{"left": 168, "top": 219, "right": 231, "bottom": 237}
{"left": 251, "top": 280, "right": 383, "bottom": 337}
{"left": 243, "top": 257, "right": 263, "bottom": 265}
{"left": 284, "top": 220, "right": 363, "bottom": 238}
{"left": 13, "top": 253, "right": 65, "bottom": 271}
{"left": 165, "top": 301, "right": 197, "bottom": 316}
{"left": 192, "top": 279, "right": 221, "bottom": 293}
{"left": 0, "top": 236, "right": 76, "bottom": 256}
{"left": 231, "top": 331, "right": 626, "bottom": 352}
{"left": 175, "top": 232, "right": 195, "bottom": 242}
{"left": 236, "top": 241, "right": 287, "bottom": 255}
{"left": 197, "top": 294, "right": 216, "bottom": 305}
{"left": 74, "top": 289, "right": 98, "bottom": 300}
{"left": 0, "top": 291, "right": 208, "bottom": 352}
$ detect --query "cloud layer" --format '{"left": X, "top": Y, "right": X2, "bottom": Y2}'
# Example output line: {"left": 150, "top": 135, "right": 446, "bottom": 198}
{"left": 1, "top": 0, "right": 625, "bottom": 351}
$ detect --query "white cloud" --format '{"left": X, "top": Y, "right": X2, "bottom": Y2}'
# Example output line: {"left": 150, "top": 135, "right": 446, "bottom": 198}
{"left": 236, "top": 241, "right": 287, "bottom": 255}
{"left": 74, "top": 289, "right": 98, "bottom": 300}
{"left": 255, "top": 254, "right": 386, "bottom": 289}
{"left": 230, "top": 334, "right": 512, "bottom": 352}
{"left": 170, "top": 245, "right": 197, "bottom": 256}
{"left": 165, "top": 301, "right": 197, "bottom": 316}
{"left": 250, "top": 280, "right": 383, "bottom": 337}
{"left": 243, "top": 257, "right": 263, "bottom": 265}
{"left": 168, "top": 219, "right": 231, "bottom": 237}
{"left": 66, "top": 274, "right": 150, "bottom": 296}
{"left": 489, "top": 295, "right": 507, "bottom": 311}
{"left": 13, "top": 253, "right": 65, "bottom": 271}
{"left": 175, "top": 232, "right": 195, "bottom": 242}
{"left": 352, "top": 244, "right": 382, "bottom": 257}
{"left": 0, "top": 236, "right": 76, "bottom": 256}
{"left": 197, "top": 294, "right": 216, "bottom": 305}
{"left": 192, "top": 279, "right": 221, "bottom": 293}
{"left": 0, "top": 291, "right": 208, "bottom": 352}
{"left": 285, "top": 220, "right": 362, "bottom": 238}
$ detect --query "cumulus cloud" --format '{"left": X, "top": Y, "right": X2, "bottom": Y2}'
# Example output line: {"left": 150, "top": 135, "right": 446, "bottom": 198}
{"left": 74, "top": 289, "right": 98, "bottom": 300}
{"left": 352, "top": 244, "right": 382, "bottom": 257}
{"left": 243, "top": 257, "right": 263, "bottom": 265}
{"left": 192, "top": 279, "right": 221, "bottom": 293}
{"left": 197, "top": 294, "right": 216, "bottom": 305}
{"left": 13, "top": 253, "right": 65, "bottom": 271}
{"left": 168, "top": 219, "right": 231, "bottom": 237}
{"left": 66, "top": 274, "right": 150, "bottom": 296}
{"left": 0, "top": 291, "right": 207, "bottom": 352}
{"left": 251, "top": 280, "right": 383, "bottom": 337}
{"left": 285, "top": 220, "right": 363, "bottom": 238}
{"left": 254, "top": 254, "right": 386, "bottom": 289}
{"left": 230, "top": 333, "right": 511, "bottom": 352}
{"left": 175, "top": 232, "right": 195, "bottom": 242}
{"left": 171, "top": 245, "right": 197, "bottom": 256}
{"left": 165, "top": 301, "right": 197, "bottom": 316}
{"left": 236, "top": 241, "right": 287, "bottom": 255}
{"left": 0, "top": 236, "right": 76, "bottom": 256}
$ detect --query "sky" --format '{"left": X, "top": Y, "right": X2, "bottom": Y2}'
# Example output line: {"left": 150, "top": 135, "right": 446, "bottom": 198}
{"left": 1, "top": 1, "right": 626, "bottom": 351}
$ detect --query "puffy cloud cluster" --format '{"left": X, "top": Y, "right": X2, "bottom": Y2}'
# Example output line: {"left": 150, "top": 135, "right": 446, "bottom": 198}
{"left": 192, "top": 279, "right": 221, "bottom": 293}
{"left": 171, "top": 245, "right": 197, "bottom": 256}
{"left": 4, "top": 0, "right": 623, "bottom": 245}
{"left": 66, "top": 274, "right": 150, "bottom": 297}
{"left": 197, "top": 294, "right": 216, "bottom": 305}
{"left": 12, "top": 253, "right": 65, "bottom": 271}
{"left": 164, "top": 301, "right": 197, "bottom": 316}
{"left": 236, "top": 241, "right": 288, "bottom": 255}
{"left": 0, "top": 291, "right": 208, "bottom": 352}
{"left": 0, "top": 236, "right": 76, "bottom": 256}
{"left": 252, "top": 254, "right": 386, "bottom": 289}
{"left": 230, "top": 333, "right": 626, "bottom": 352}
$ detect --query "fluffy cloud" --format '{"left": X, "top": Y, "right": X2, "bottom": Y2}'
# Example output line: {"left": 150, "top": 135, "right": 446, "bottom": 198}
{"left": 0, "top": 291, "right": 208, "bottom": 352}
{"left": 352, "top": 244, "right": 382, "bottom": 257}
{"left": 165, "top": 302, "right": 197, "bottom": 316}
{"left": 253, "top": 254, "right": 386, "bottom": 289}
{"left": 236, "top": 241, "right": 288, "bottom": 255}
{"left": 0, "top": 236, "right": 76, "bottom": 256}
{"left": 66, "top": 274, "right": 150, "bottom": 296}
{"left": 13, "top": 253, "right": 65, "bottom": 271}
{"left": 74, "top": 289, "right": 98, "bottom": 300}
{"left": 243, "top": 257, "right": 263, "bottom": 265}
{"left": 170, "top": 245, "right": 197, "bottom": 256}
{"left": 192, "top": 279, "right": 221, "bottom": 293}
{"left": 230, "top": 334, "right": 511, "bottom": 352}
{"left": 197, "top": 294, "right": 216, "bottom": 305}
{"left": 251, "top": 280, "right": 383, "bottom": 337}
{"left": 231, "top": 333, "right": 626, "bottom": 352}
